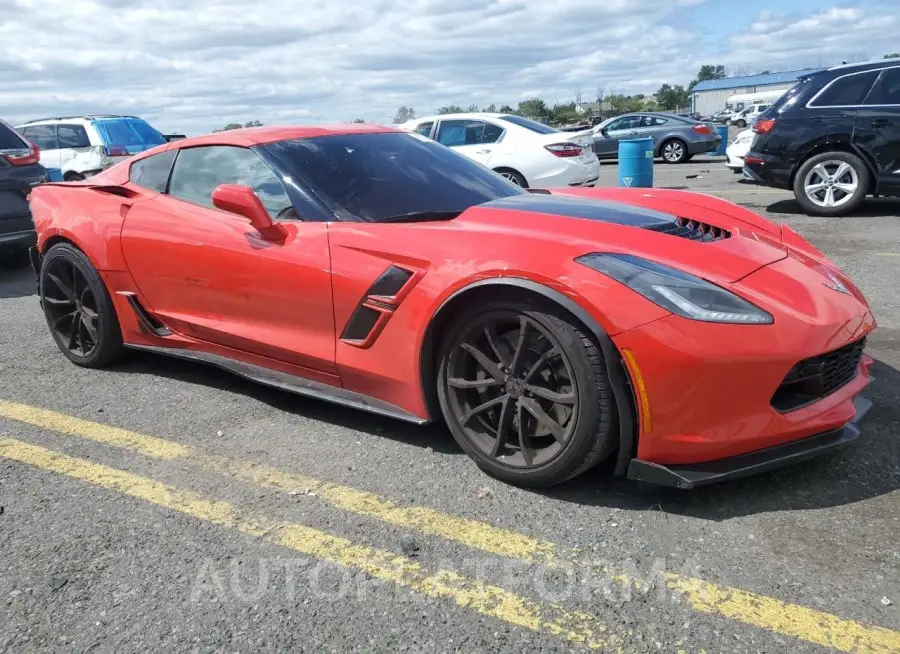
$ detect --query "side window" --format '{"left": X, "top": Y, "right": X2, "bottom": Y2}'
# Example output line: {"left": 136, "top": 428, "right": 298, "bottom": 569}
{"left": 57, "top": 124, "right": 91, "bottom": 148}
{"left": 811, "top": 71, "right": 880, "bottom": 107}
{"left": 435, "top": 120, "right": 497, "bottom": 147}
{"left": 414, "top": 121, "right": 434, "bottom": 137}
{"left": 21, "top": 125, "right": 58, "bottom": 150}
{"left": 608, "top": 116, "right": 642, "bottom": 131}
{"left": 642, "top": 116, "right": 669, "bottom": 127}
{"left": 168, "top": 146, "right": 293, "bottom": 220}
{"left": 129, "top": 150, "right": 177, "bottom": 192}
{"left": 864, "top": 68, "right": 900, "bottom": 106}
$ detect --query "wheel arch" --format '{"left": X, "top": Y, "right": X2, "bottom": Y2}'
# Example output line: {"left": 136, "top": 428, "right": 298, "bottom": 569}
{"left": 656, "top": 136, "right": 687, "bottom": 158}
{"left": 418, "top": 278, "right": 638, "bottom": 475}
{"left": 789, "top": 140, "right": 879, "bottom": 192}
{"left": 492, "top": 166, "right": 528, "bottom": 187}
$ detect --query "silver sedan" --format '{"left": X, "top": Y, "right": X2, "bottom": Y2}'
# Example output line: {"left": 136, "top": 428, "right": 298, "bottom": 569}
{"left": 591, "top": 112, "right": 721, "bottom": 164}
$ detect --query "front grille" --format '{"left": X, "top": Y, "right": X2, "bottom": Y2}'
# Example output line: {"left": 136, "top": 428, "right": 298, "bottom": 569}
{"left": 648, "top": 217, "right": 730, "bottom": 242}
{"left": 771, "top": 337, "right": 866, "bottom": 413}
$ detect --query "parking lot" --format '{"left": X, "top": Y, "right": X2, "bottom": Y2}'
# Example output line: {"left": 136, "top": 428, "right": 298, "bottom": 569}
{"left": 1, "top": 156, "right": 898, "bottom": 652}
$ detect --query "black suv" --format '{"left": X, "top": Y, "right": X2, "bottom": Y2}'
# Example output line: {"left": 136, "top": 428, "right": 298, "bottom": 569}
{"left": 1, "top": 118, "right": 48, "bottom": 264}
{"left": 743, "top": 60, "right": 900, "bottom": 216}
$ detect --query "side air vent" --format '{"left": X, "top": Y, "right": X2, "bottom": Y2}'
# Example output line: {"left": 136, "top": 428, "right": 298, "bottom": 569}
{"left": 119, "top": 291, "right": 172, "bottom": 336}
{"left": 341, "top": 305, "right": 382, "bottom": 341}
{"left": 368, "top": 265, "right": 413, "bottom": 298}
{"left": 649, "top": 217, "right": 730, "bottom": 242}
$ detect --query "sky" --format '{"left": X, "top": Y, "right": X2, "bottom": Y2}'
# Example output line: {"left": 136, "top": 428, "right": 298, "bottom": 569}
{"left": 2, "top": 0, "right": 898, "bottom": 135}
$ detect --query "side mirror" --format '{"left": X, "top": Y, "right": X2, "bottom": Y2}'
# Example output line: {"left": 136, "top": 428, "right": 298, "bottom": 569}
{"left": 212, "top": 184, "right": 286, "bottom": 241}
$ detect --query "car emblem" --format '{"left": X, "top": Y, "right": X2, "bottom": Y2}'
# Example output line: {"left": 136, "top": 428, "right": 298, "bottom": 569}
{"left": 823, "top": 272, "right": 850, "bottom": 294}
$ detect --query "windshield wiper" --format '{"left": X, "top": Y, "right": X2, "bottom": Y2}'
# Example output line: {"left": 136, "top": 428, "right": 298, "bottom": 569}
{"left": 378, "top": 210, "right": 462, "bottom": 224}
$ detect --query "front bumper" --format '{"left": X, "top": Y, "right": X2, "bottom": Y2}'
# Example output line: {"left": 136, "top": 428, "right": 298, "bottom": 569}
{"left": 627, "top": 391, "right": 872, "bottom": 488}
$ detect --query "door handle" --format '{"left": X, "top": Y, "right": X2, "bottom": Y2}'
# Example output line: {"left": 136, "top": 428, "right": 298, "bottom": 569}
{"left": 871, "top": 118, "right": 893, "bottom": 127}
{"left": 476, "top": 149, "right": 492, "bottom": 154}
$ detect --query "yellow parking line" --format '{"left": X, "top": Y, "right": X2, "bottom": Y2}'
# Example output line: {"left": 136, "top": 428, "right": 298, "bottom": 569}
{"left": 1, "top": 400, "right": 898, "bottom": 654}
{"left": 0, "top": 438, "right": 628, "bottom": 652}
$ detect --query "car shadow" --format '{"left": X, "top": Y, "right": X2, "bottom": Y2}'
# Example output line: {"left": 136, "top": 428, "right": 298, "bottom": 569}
{"left": 543, "top": 358, "right": 900, "bottom": 521}
{"left": 107, "top": 350, "right": 463, "bottom": 455}
{"left": 112, "top": 348, "right": 900, "bottom": 519}
{"left": 0, "top": 259, "right": 36, "bottom": 300}
{"left": 766, "top": 198, "right": 900, "bottom": 217}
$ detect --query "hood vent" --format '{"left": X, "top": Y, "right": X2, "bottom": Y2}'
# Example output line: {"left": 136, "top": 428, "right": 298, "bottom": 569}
{"left": 648, "top": 217, "right": 730, "bottom": 242}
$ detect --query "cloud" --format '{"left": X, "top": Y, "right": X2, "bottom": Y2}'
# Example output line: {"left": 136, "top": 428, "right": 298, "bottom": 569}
{"left": 0, "top": 0, "right": 894, "bottom": 134}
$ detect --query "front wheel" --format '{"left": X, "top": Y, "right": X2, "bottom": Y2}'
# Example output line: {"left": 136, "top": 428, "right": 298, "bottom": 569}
{"left": 733, "top": 119, "right": 746, "bottom": 128}
{"left": 660, "top": 139, "right": 689, "bottom": 164}
{"left": 494, "top": 168, "right": 528, "bottom": 188}
{"left": 436, "top": 298, "right": 616, "bottom": 487}
{"left": 793, "top": 152, "right": 869, "bottom": 217}
{"left": 39, "top": 243, "right": 123, "bottom": 368}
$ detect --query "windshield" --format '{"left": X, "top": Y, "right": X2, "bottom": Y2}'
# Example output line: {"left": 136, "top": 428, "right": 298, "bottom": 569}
{"left": 497, "top": 115, "right": 559, "bottom": 134}
{"left": 261, "top": 131, "right": 526, "bottom": 222}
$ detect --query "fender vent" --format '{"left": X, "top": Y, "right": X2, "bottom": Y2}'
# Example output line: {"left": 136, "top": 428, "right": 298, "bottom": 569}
{"left": 341, "top": 305, "right": 381, "bottom": 341}
{"left": 368, "top": 265, "right": 413, "bottom": 298}
{"left": 649, "top": 217, "right": 730, "bottom": 242}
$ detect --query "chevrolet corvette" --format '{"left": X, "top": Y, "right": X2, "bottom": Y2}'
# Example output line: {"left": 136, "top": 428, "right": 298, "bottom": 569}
{"left": 27, "top": 124, "right": 876, "bottom": 488}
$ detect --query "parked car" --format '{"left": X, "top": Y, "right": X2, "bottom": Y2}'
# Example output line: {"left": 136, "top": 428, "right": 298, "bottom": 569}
{"left": 708, "top": 109, "right": 734, "bottom": 124}
{"left": 398, "top": 112, "right": 599, "bottom": 188}
{"left": 27, "top": 123, "right": 876, "bottom": 489}
{"left": 15, "top": 114, "right": 167, "bottom": 181}
{"left": 728, "top": 103, "right": 770, "bottom": 128}
{"left": 591, "top": 112, "right": 721, "bottom": 164}
{"left": 743, "top": 59, "right": 900, "bottom": 216}
{"left": 0, "top": 118, "right": 47, "bottom": 264}
{"left": 726, "top": 129, "right": 754, "bottom": 173}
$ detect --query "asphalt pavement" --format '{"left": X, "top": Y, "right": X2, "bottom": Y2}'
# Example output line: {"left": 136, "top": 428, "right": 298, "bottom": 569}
{"left": 1, "top": 158, "right": 898, "bottom": 653}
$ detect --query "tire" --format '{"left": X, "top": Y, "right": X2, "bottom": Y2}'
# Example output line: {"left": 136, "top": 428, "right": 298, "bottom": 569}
{"left": 793, "top": 151, "right": 869, "bottom": 217}
{"left": 733, "top": 119, "right": 746, "bottom": 128}
{"left": 64, "top": 172, "right": 85, "bottom": 182}
{"left": 39, "top": 243, "right": 123, "bottom": 368}
{"left": 660, "top": 138, "right": 689, "bottom": 164}
{"left": 436, "top": 297, "right": 616, "bottom": 488}
{"left": 494, "top": 168, "right": 528, "bottom": 188}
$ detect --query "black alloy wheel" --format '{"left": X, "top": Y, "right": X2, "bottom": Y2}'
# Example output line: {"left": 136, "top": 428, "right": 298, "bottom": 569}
{"left": 437, "top": 299, "right": 616, "bottom": 487}
{"left": 40, "top": 243, "right": 123, "bottom": 367}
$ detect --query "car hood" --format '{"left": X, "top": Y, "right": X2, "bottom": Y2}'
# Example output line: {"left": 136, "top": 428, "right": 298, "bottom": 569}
{"left": 464, "top": 191, "right": 788, "bottom": 283}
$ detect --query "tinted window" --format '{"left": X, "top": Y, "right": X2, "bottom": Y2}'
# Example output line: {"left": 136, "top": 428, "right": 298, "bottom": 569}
{"left": 811, "top": 70, "right": 880, "bottom": 107}
{"left": 497, "top": 115, "right": 558, "bottom": 134}
{"left": 769, "top": 78, "right": 813, "bottom": 113}
{"left": 168, "top": 146, "right": 293, "bottom": 220}
{"left": 435, "top": 120, "right": 502, "bottom": 147}
{"left": 0, "top": 121, "right": 28, "bottom": 150}
{"left": 20, "top": 125, "right": 57, "bottom": 150}
{"left": 93, "top": 118, "right": 166, "bottom": 148}
{"left": 608, "top": 116, "right": 643, "bottom": 131}
{"left": 642, "top": 116, "right": 669, "bottom": 126}
{"left": 260, "top": 131, "right": 524, "bottom": 222}
{"left": 865, "top": 67, "right": 900, "bottom": 105}
{"left": 57, "top": 124, "right": 91, "bottom": 148}
{"left": 414, "top": 121, "right": 433, "bottom": 137}
{"left": 130, "top": 150, "right": 177, "bottom": 192}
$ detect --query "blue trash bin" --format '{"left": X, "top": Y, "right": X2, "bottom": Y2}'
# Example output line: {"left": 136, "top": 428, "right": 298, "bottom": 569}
{"left": 617, "top": 137, "right": 654, "bottom": 188}
{"left": 45, "top": 167, "right": 63, "bottom": 182}
{"left": 714, "top": 125, "right": 729, "bottom": 156}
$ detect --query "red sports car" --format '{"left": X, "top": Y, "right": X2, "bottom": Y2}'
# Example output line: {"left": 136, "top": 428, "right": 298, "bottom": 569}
{"left": 27, "top": 124, "right": 876, "bottom": 488}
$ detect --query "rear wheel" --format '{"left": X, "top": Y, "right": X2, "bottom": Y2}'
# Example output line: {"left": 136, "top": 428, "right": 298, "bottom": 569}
{"left": 793, "top": 151, "right": 869, "bottom": 217}
{"left": 436, "top": 298, "right": 616, "bottom": 487}
{"left": 660, "top": 139, "right": 689, "bottom": 164}
{"left": 39, "top": 243, "right": 123, "bottom": 368}
{"left": 494, "top": 168, "right": 528, "bottom": 187}
{"left": 64, "top": 171, "right": 85, "bottom": 182}
{"left": 733, "top": 119, "right": 747, "bottom": 128}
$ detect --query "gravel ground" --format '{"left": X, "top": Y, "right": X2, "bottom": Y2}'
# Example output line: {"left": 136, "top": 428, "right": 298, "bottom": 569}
{"left": 1, "top": 159, "right": 898, "bottom": 653}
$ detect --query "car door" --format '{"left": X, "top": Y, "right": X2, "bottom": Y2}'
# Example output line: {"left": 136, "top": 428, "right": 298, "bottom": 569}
{"left": 640, "top": 115, "right": 671, "bottom": 148}
{"left": 592, "top": 115, "right": 643, "bottom": 157}
{"left": 20, "top": 125, "right": 61, "bottom": 170}
{"left": 856, "top": 65, "right": 900, "bottom": 194}
{"left": 434, "top": 119, "right": 503, "bottom": 167}
{"left": 56, "top": 124, "right": 94, "bottom": 172}
{"left": 119, "top": 144, "right": 337, "bottom": 378}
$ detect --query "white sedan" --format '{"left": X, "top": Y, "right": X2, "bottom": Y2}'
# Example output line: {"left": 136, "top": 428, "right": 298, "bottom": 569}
{"left": 398, "top": 112, "right": 599, "bottom": 188}
{"left": 726, "top": 128, "right": 755, "bottom": 173}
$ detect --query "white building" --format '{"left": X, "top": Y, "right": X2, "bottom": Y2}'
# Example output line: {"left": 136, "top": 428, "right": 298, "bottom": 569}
{"left": 690, "top": 68, "right": 826, "bottom": 117}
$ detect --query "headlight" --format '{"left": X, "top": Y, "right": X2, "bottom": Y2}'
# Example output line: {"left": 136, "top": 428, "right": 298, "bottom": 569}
{"left": 576, "top": 253, "right": 774, "bottom": 324}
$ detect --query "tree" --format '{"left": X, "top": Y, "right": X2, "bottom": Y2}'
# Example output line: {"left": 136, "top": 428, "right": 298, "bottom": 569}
{"left": 438, "top": 105, "right": 464, "bottom": 114}
{"left": 466, "top": 104, "right": 479, "bottom": 112}
{"left": 607, "top": 94, "right": 644, "bottom": 115}
{"left": 481, "top": 104, "right": 497, "bottom": 113}
{"left": 352, "top": 118, "right": 366, "bottom": 123}
{"left": 758, "top": 69, "right": 772, "bottom": 75}
{"left": 654, "top": 84, "right": 689, "bottom": 110}
{"left": 885, "top": 53, "right": 900, "bottom": 59}
{"left": 214, "top": 120, "right": 262, "bottom": 132}
{"left": 550, "top": 101, "right": 578, "bottom": 125}
{"left": 498, "top": 104, "right": 515, "bottom": 113}
{"left": 244, "top": 120, "right": 263, "bottom": 127}
{"left": 393, "top": 106, "right": 415, "bottom": 123}
{"left": 517, "top": 98, "right": 549, "bottom": 118}
{"left": 688, "top": 64, "right": 726, "bottom": 91}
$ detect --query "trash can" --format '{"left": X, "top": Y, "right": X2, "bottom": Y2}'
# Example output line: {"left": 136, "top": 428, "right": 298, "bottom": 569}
{"left": 714, "top": 125, "right": 729, "bottom": 155}
{"left": 617, "top": 137, "right": 654, "bottom": 188}
{"left": 45, "top": 167, "right": 63, "bottom": 182}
